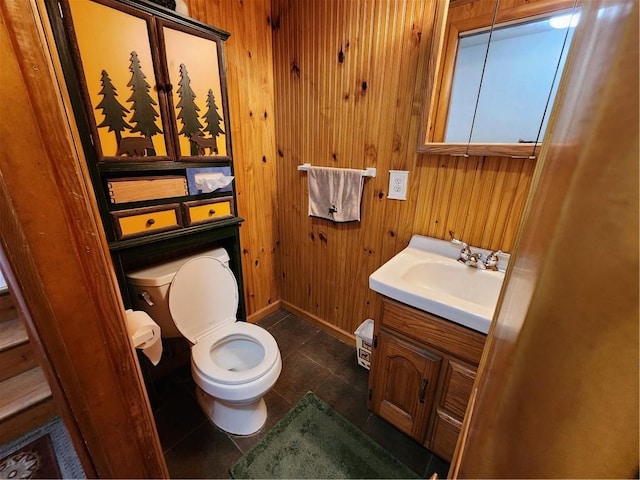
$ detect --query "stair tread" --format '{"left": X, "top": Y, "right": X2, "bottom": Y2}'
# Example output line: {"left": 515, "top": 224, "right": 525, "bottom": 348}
{"left": 0, "top": 317, "right": 28, "bottom": 352}
{"left": 0, "top": 367, "right": 52, "bottom": 421}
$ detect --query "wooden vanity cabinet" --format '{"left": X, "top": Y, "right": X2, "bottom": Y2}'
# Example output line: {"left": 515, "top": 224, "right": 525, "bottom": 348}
{"left": 368, "top": 298, "right": 486, "bottom": 462}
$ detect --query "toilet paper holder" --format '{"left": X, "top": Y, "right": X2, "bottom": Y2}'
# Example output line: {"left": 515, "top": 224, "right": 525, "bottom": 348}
{"left": 131, "top": 327, "right": 155, "bottom": 347}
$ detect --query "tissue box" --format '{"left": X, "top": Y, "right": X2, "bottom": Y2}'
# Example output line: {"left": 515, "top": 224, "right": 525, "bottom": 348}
{"left": 186, "top": 166, "right": 233, "bottom": 195}
{"left": 107, "top": 176, "right": 187, "bottom": 204}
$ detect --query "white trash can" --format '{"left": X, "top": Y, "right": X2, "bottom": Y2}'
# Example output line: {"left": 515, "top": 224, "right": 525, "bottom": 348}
{"left": 354, "top": 319, "right": 374, "bottom": 370}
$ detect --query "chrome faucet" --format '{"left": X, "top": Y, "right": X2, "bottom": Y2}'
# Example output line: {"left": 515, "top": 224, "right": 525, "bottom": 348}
{"left": 450, "top": 231, "right": 502, "bottom": 271}
{"left": 449, "top": 231, "right": 477, "bottom": 265}
{"left": 449, "top": 233, "right": 471, "bottom": 263}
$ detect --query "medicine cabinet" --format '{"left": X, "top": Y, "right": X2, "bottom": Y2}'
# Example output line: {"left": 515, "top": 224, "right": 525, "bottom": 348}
{"left": 418, "top": 0, "right": 580, "bottom": 158}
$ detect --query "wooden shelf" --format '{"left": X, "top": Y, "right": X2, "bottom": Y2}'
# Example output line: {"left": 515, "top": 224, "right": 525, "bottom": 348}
{"left": 108, "top": 216, "right": 244, "bottom": 252}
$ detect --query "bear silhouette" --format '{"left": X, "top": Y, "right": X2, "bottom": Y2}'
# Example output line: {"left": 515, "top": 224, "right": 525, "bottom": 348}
{"left": 116, "top": 137, "right": 154, "bottom": 156}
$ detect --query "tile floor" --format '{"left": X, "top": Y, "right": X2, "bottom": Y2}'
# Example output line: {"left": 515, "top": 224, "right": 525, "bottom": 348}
{"left": 152, "top": 309, "right": 450, "bottom": 479}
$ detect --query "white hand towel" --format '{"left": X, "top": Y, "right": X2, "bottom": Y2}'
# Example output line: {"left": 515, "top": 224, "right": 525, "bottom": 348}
{"left": 307, "top": 167, "right": 364, "bottom": 222}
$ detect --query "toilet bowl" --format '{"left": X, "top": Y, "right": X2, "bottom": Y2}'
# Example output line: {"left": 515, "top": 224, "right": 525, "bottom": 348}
{"left": 126, "top": 249, "right": 282, "bottom": 435}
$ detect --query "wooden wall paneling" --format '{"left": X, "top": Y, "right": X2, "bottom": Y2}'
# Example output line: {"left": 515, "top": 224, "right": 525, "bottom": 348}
{"left": 272, "top": 0, "right": 535, "bottom": 339}
{"left": 487, "top": 157, "right": 527, "bottom": 248}
{"left": 499, "top": 158, "right": 536, "bottom": 249}
{"left": 187, "top": 0, "right": 280, "bottom": 321}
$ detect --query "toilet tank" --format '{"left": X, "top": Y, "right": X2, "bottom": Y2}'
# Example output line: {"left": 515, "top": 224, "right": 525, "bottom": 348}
{"left": 126, "top": 248, "right": 230, "bottom": 338}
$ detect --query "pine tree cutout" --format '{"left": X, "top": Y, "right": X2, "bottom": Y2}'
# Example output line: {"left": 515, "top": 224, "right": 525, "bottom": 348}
{"left": 126, "top": 51, "right": 162, "bottom": 156}
{"left": 202, "top": 89, "right": 225, "bottom": 153}
{"left": 95, "top": 69, "right": 131, "bottom": 149}
{"left": 176, "top": 63, "right": 203, "bottom": 155}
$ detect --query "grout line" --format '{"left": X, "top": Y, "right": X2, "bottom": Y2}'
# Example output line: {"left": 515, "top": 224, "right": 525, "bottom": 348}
{"left": 161, "top": 416, "right": 208, "bottom": 456}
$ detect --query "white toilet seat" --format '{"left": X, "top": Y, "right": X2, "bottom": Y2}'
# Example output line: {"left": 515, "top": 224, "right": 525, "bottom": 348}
{"left": 191, "top": 322, "right": 280, "bottom": 385}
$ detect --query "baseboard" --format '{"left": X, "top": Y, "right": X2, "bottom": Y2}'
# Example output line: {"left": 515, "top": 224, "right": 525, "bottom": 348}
{"left": 281, "top": 301, "right": 356, "bottom": 345}
{"left": 247, "top": 300, "right": 282, "bottom": 324}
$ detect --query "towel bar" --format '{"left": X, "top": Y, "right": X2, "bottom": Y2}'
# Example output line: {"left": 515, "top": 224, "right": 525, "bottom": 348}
{"left": 297, "top": 163, "right": 377, "bottom": 178}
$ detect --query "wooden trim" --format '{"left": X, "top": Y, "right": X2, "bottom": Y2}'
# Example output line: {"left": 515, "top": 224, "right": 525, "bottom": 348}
{"left": 246, "top": 300, "right": 282, "bottom": 324}
{"left": 281, "top": 301, "right": 355, "bottom": 345}
{"left": 0, "top": 0, "right": 168, "bottom": 477}
{"left": 418, "top": 142, "right": 540, "bottom": 158}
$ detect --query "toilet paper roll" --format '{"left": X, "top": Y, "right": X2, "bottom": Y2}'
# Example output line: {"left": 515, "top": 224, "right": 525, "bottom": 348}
{"left": 125, "top": 309, "right": 163, "bottom": 366}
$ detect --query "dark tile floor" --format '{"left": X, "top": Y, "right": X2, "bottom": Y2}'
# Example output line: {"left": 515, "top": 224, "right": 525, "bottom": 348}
{"left": 152, "top": 309, "right": 450, "bottom": 479}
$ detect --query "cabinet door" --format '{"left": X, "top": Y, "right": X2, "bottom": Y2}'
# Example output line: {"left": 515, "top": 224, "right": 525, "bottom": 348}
{"left": 427, "top": 359, "right": 477, "bottom": 461}
{"left": 371, "top": 330, "right": 441, "bottom": 441}
{"left": 64, "top": 0, "right": 173, "bottom": 162}
{"left": 157, "top": 20, "right": 231, "bottom": 162}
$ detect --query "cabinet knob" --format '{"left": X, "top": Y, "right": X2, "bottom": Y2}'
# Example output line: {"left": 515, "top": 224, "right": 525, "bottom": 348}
{"left": 208, "top": 209, "right": 216, "bottom": 216}
{"left": 146, "top": 218, "right": 156, "bottom": 226}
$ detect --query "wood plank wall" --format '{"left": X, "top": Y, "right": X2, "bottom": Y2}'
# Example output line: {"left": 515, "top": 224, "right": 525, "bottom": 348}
{"left": 186, "top": 0, "right": 536, "bottom": 335}
{"left": 187, "top": 0, "right": 280, "bottom": 321}
{"left": 271, "top": 0, "right": 535, "bottom": 338}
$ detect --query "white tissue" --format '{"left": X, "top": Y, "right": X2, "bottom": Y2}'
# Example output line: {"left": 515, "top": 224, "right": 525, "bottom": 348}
{"left": 194, "top": 172, "right": 234, "bottom": 193}
{"left": 125, "top": 309, "right": 163, "bottom": 366}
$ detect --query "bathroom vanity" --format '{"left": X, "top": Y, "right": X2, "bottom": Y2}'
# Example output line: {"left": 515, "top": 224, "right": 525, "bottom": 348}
{"left": 368, "top": 235, "right": 506, "bottom": 462}
{"left": 368, "top": 298, "right": 485, "bottom": 462}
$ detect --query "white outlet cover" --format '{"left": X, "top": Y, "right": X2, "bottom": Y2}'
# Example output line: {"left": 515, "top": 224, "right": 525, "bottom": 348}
{"left": 388, "top": 170, "right": 409, "bottom": 200}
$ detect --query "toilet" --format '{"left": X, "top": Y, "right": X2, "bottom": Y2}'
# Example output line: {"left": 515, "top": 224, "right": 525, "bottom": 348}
{"left": 126, "top": 248, "right": 282, "bottom": 436}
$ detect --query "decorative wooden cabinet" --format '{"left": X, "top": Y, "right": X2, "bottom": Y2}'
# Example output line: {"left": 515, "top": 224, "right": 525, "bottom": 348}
{"left": 63, "top": 0, "right": 231, "bottom": 164}
{"left": 368, "top": 298, "right": 486, "bottom": 462}
{"left": 47, "top": 0, "right": 246, "bottom": 320}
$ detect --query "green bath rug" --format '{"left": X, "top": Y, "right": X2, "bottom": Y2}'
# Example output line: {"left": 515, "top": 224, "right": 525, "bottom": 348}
{"left": 230, "top": 392, "right": 419, "bottom": 479}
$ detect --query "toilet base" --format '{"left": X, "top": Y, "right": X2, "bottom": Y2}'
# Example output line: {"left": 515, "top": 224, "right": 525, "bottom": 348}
{"left": 196, "top": 387, "right": 267, "bottom": 436}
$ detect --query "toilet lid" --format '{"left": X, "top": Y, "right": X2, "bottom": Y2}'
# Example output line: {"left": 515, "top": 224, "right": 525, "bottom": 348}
{"left": 168, "top": 256, "right": 238, "bottom": 343}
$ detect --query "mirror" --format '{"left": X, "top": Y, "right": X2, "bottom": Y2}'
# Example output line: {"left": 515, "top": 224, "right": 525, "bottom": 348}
{"left": 418, "top": 0, "right": 580, "bottom": 157}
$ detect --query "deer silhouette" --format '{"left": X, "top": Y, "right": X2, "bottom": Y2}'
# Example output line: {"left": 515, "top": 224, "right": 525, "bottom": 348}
{"left": 189, "top": 132, "right": 218, "bottom": 155}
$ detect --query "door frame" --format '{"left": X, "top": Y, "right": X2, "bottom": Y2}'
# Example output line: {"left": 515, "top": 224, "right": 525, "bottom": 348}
{"left": 0, "top": 0, "right": 167, "bottom": 477}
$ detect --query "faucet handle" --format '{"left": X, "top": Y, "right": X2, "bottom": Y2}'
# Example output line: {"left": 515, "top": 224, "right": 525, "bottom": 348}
{"left": 485, "top": 250, "right": 503, "bottom": 270}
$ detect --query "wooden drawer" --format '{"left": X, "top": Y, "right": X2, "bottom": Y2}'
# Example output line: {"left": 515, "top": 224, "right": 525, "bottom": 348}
{"left": 382, "top": 298, "right": 485, "bottom": 364}
{"left": 111, "top": 204, "right": 182, "bottom": 240}
{"left": 183, "top": 197, "right": 234, "bottom": 226}
{"left": 440, "top": 360, "right": 476, "bottom": 418}
{"left": 107, "top": 176, "right": 187, "bottom": 204}
{"left": 428, "top": 409, "right": 462, "bottom": 462}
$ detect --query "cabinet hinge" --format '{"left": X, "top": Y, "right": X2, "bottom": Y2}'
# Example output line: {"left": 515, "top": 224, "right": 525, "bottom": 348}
{"left": 368, "top": 389, "right": 372, "bottom": 401}
{"left": 373, "top": 334, "right": 378, "bottom": 348}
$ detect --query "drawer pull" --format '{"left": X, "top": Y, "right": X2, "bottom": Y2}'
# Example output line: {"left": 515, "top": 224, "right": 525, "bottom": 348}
{"left": 419, "top": 378, "right": 429, "bottom": 403}
{"left": 208, "top": 209, "right": 216, "bottom": 216}
{"left": 146, "top": 218, "right": 156, "bottom": 226}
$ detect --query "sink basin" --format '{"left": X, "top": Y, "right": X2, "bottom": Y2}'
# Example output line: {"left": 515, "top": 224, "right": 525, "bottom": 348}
{"left": 369, "top": 235, "right": 509, "bottom": 334}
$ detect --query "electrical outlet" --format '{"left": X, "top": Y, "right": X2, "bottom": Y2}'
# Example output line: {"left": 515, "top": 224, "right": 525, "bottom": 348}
{"left": 387, "top": 170, "right": 409, "bottom": 200}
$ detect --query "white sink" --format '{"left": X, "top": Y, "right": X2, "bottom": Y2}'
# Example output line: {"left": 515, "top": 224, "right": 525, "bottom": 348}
{"left": 369, "top": 235, "right": 509, "bottom": 334}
